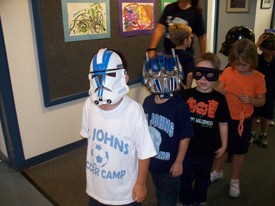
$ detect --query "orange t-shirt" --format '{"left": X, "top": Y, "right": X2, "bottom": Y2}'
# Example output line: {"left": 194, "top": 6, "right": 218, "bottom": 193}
{"left": 219, "top": 67, "right": 266, "bottom": 120}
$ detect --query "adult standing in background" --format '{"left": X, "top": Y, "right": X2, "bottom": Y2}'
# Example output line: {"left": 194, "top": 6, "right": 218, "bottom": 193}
{"left": 147, "top": 0, "right": 206, "bottom": 57}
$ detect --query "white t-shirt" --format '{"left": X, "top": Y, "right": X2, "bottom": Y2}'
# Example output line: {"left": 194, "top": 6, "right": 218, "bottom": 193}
{"left": 80, "top": 95, "right": 156, "bottom": 205}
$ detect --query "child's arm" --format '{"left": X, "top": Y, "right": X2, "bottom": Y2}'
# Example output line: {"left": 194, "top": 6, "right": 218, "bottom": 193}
{"left": 170, "top": 138, "right": 190, "bottom": 177}
{"left": 238, "top": 93, "right": 265, "bottom": 107}
{"left": 132, "top": 158, "right": 150, "bottom": 203}
{"left": 185, "top": 72, "right": 193, "bottom": 89}
{"left": 215, "top": 122, "right": 228, "bottom": 158}
{"left": 215, "top": 81, "right": 227, "bottom": 95}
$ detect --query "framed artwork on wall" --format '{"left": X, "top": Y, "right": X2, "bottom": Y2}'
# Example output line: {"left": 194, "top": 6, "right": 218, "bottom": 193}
{"left": 261, "top": 0, "right": 273, "bottom": 9}
{"left": 226, "top": 0, "right": 249, "bottom": 13}
{"left": 31, "top": 0, "right": 153, "bottom": 107}
{"left": 61, "top": 0, "right": 110, "bottom": 42}
{"left": 118, "top": 0, "right": 156, "bottom": 37}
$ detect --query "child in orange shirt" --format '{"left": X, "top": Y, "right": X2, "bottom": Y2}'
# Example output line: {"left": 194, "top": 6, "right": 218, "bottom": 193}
{"left": 210, "top": 38, "right": 266, "bottom": 198}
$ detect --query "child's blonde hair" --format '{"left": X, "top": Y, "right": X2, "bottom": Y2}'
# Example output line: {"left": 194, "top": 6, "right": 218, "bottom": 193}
{"left": 169, "top": 23, "right": 192, "bottom": 46}
{"left": 228, "top": 38, "right": 258, "bottom": 69}
{"left": 196, "top": 52, "right": 221, "bottom": 70}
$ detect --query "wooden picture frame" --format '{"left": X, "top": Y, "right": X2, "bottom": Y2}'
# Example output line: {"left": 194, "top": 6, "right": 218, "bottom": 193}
{"left": 118, "top": 0, "right": 156, "bottom": 37}
{"left": 226, "top": 0, "right": 249, "bottom": 13}
{"left": 61, "top": 0, "right": 111, "bottom": 42}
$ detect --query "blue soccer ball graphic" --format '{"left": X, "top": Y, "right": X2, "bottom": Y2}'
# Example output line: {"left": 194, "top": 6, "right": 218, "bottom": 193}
{"left": 91, "top": 144, "right": 109, "bottom": 167}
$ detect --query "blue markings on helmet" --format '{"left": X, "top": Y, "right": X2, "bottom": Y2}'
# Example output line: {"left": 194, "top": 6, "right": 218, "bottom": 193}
{"left": 157, "top": 55, "right": 165, "bottom": 70}
{"left": 146, "top": 54, "right": 175, "bottom": 73}
{"left": 92, "top": 49, "right": 113, "bottom": 100}
{"left": 154, "top": 79, "right": 162, "bottom": 93}
{"left": 92, "top": 50, "right": 113, "bottom": 73}
{"left": 169, "top": 77, "right": 174, "bottom": 91}
{"left": 94, "top": 76, "right": 101, "bottom": 87}
{"left": 149, "top": 58, "right": 161, "bottom": 73}
{"left": 165, "top": 57, "right": 174, "bottom": 72}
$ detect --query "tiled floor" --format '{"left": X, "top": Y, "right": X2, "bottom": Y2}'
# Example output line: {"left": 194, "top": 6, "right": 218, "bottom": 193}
{"left": 0, "top": 160, "right": 53, "bottom": 206}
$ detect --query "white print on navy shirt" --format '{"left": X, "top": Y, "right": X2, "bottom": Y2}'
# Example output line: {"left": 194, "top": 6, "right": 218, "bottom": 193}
{"left": 148, "top": 113, "right": 174, "bottom": 160}
{"left": 86, "top": 128, "right": 128, "bottom": 179}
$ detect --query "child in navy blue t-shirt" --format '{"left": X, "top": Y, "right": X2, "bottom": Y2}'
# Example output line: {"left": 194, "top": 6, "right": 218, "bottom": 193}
{"left": 142, "top": 51, "right": 193, "bottom": 206}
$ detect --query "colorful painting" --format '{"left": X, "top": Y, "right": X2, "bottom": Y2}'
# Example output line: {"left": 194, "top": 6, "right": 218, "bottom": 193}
{"left": 161, "top": 0, "right": 177, "bottom": 12}
{"left": 61, "top": 0, "right": 110, "bottom": 42}
{"left": 119, "top": 0, "right": 155, "bottom": 37}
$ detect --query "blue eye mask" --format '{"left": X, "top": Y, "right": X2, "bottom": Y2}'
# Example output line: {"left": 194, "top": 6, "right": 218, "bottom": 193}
{"left": 192, "top": 67, "right": 219, "bottom": 81}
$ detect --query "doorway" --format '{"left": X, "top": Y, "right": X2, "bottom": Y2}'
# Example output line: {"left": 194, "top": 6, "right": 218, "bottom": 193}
{"left": 0, "top": 18, "right": 25, "bottom": 170}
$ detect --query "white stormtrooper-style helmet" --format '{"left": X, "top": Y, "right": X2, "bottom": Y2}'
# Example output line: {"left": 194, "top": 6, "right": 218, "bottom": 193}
{"left": 142, "top": 49, "right": 183, "bottom": 98}
{"left": 88, "top": 48, "right": 129, "bottom": 105}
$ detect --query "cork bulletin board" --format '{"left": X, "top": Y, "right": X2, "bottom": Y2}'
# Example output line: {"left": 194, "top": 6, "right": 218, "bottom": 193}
{"left": 31, "top": 0, "right": 160, "bottom": 107}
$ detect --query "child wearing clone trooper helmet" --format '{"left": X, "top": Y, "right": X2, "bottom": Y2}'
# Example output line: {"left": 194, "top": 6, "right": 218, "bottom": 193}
{"left": 179, "top": 53, "right": 230, "bottom": 206}
{"left": 142, "top": 50, "right": 193, "bottom": 206}
{"left": 80, "top": 48, "right": 156, "bottom": 206}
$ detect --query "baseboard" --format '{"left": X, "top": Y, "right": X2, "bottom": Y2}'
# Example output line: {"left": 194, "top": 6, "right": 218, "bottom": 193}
{"left": 24, "top": 139, "right": 87, "bottom": 169}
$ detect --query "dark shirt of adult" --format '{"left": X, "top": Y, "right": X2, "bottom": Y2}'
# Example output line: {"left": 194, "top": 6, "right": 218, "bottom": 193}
{"left": 148, "top": 0, "right": 206, "bottom": 57}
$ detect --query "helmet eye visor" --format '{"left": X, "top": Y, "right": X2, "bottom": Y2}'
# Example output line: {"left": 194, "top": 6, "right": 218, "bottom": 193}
{"left": 91, "top": 72, "right": 117, "bottom": 79}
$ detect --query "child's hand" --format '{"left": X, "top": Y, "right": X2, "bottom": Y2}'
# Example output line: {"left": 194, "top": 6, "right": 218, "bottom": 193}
{"left": 256, "top": 33, "right": 267, "bottom": 48}
{"left": 170, "top": 162, "right": 183, "bottom": 177}
{"left": 215, "top": 147, "right": 226, "bottom": 158}
{"left": 132, "top": 183, "right": 147, "bottom": 203}
{"left": 238, "top": 94, "right": 251, "bottom": 104}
